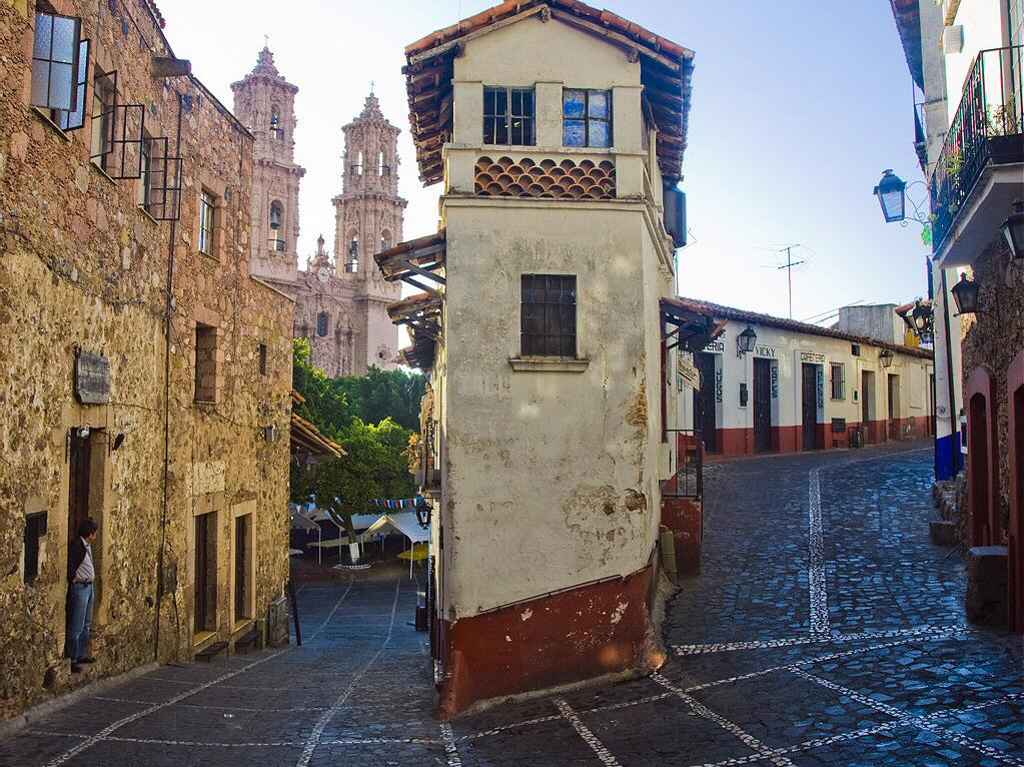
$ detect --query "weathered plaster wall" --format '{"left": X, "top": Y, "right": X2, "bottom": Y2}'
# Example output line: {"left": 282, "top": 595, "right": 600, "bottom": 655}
{"left": 0, "top": 0, "right": 292, "bottom": 721}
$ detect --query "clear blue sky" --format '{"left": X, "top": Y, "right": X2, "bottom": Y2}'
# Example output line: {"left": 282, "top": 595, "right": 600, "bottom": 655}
{"left": 158, "top": 0, "right": 929, "bottom": 323}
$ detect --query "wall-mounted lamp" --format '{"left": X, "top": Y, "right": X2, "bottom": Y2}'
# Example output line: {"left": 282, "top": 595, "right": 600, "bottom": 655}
{"left": 950, "top": 272, "right": 980, "bottom": 316}
{"left": 736, "top": 325, "right": 757, "bottom": 355}
{"left": 1000, "top": 200, "right": 1024, "bottom": 260}
{"left": 879, "top": 349, "right": 894, "bottom": 368}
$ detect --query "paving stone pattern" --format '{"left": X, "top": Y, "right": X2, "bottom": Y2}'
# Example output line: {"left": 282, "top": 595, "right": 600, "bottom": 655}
{"left": 1, "top": 441, "right": 1021, "bottom": 766}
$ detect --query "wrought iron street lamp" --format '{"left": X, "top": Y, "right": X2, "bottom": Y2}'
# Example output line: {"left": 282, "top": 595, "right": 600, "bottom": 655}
{"left": 910, "top": 299, "right": 934, "bottom": 342}
{"left": 874, "top": 169, "right": 907, "bottom": 223}
{"left": 736, "top": 325, "right": 757, "bottom": 355}
{"left": 879, "top": 348, "right": 894, "bottom": 368}
{"left": 950, "top": 272, "right": 981, "bottom": 316}
{"left": 1001, "top": 200, "right": 1024, "bottom": 260}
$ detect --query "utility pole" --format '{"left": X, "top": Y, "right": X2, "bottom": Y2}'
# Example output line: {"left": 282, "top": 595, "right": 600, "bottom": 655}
{"left": 778, "top": 245, "right": 805, "bottom": 319}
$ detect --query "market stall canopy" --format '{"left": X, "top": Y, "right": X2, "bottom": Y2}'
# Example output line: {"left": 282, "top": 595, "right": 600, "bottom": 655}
{"left": 361, "top": 512, "right": 431, "bottom": 545}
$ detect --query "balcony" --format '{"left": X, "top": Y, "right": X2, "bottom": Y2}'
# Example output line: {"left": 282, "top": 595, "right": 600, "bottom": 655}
{"left": 931, "top": 46, "right": 1023, "bottom": 265}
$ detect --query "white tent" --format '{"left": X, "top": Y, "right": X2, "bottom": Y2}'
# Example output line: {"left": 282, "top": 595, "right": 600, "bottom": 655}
{"left": 361, "top": 512, "right": 431, "bottom": 577}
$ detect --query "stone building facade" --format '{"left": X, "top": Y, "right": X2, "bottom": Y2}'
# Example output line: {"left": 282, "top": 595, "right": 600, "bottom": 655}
{"left": 233, "top": 47, "right": 405, "bottom": 377}
{"left": 0, "top": 0, "right": 294, "bottom": 721}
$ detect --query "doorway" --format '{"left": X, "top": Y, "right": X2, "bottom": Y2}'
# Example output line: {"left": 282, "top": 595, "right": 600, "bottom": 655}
{"left": 888, "top": 374, "right": 901, "bottom": 440}
{"left": 67, "top": 429, "right": 92, "bottom": 582}
{"left": 753, "top": 358, "right": 773, "bottom": 452}
{"left": 694, "top": 352, "right": 718, "bottom": 453}
{"left": 234, "top": 514, "right": 250, "bottom": 622}
{"left": 194, "top": 512, "right": 217, "bottom": 634}
{"left": 801, "top": 364, "right": 821, "bottom": 450}
{"left": 861, "top": 370, "right": 876, "bottom": 442}
{"left": 969, "top": 393, "right": 991, "bottom": 546}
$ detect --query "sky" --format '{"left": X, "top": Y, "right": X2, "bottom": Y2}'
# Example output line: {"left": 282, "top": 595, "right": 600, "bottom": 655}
{"left": 157, "top": 0, "right": 930, "bottom": 325}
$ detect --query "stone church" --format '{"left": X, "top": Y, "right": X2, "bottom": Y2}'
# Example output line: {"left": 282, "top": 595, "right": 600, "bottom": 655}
{"left": 231, "top": 47, "right": 405, "bottom": 376}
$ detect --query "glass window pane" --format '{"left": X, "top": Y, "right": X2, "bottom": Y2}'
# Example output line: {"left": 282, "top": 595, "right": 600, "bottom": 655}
{"left": 33, "top": 14, "right": 52, "bottom": 60}
{"left": 521, "top": 90, "right": 534, "bottom": 118}
{"left": 523, "top": 117, "right": 535, "bottom": 146}
{"left": 51, "top": 16, "right": 78, "bottom": 64}
{"left": 495, "top": 116, "right": 508, "bottom": 145}
{"left": 560, "top": 334, "right": 576, "bottom": 357}
{"left": 588, "top": 90, "right": 610, "bottom": 118}
{"left": 494, "top": 88, "right": 508, "bottom": 115}
{"left": 31, "top": 61, "right": 50, "bottom": 106}
{"left": 563, "top": 89, "right": 585, "bottom": 118}
{"left": 48, "top": 62, "right": 74, "bottom": 111}
{"left": 510, "top": 117, "right": 523, "bottom": 145}
{"left": 511, "top": 89, "right": 522, "bottom": 116}
{"left": 564, "top": 119, "right": 586, "bottom": 147}
{"left": 589, "top": 119, "right": 611, "bottom": 148}
{"left": 484, "top": 88, "right": 496, "bottom": 116}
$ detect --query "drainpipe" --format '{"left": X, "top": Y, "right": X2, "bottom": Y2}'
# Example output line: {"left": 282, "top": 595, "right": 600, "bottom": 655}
{"left": 155, "top": 91, "right": 185, "bottom": 662}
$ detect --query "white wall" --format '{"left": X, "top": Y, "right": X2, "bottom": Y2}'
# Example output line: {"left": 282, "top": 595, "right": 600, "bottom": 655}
{"left": 945, "top": 0, "right": 1012, "bottom": 123}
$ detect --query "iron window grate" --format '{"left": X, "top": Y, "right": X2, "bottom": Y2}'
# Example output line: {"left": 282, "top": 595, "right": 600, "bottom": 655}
{"left": 521, "top": 274, "right": 577, "bottom": 357}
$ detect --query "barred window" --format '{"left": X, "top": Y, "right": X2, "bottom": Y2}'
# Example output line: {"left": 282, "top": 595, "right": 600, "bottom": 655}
{"left": 830, "top": 362, "right": 845, "bottom": 400}
{"left": 484, "top": 87, "right": 535, "bottom": 146}
{"left": 563, "top": 89, "right": 612, "bottom": 148}
{"left": 317, "top": 312, "right": 329, "bottom": 337}
{"left": 521, "top": 275, "right": 576, "bottom": 357}
{"left": 199, "top": 190, "right": 216, "bottom": 256}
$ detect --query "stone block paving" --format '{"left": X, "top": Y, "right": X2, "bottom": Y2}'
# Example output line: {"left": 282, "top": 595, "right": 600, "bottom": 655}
{"left": 2, "top": 441, "right": 1023, "bottom": 766}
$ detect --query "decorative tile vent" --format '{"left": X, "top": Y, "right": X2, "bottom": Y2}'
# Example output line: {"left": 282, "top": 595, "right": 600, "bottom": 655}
{"left": 474, "top": 156, "right": 615, "bottom": 200}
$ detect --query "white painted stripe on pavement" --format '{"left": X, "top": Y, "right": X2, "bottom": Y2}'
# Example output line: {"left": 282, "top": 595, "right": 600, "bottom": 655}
{"left": 807, "top": 467, "right": 829, "bottom": 637}
{"left": 554, "top": 698, "right": 622, "bottom": 767}
{"left": 440, "top": 722, "right": 463, "bottom": 767}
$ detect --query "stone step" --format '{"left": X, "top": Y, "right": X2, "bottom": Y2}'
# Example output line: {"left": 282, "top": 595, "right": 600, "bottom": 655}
{"left": 194, "top": 641, "right": 229, "bottom": 663}
{"left": 234, "top": 629, "right": 260, "bottom": 655}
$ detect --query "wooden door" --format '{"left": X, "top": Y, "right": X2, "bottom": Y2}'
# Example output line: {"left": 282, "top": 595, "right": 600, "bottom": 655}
{"left": 234, "top": 515, "right": 249, "bottom": 620}
{"left": 194, "top": 513, "right": 216, "bottom": 633}
{"left": 888, "top": 374, "right": 901, "bottom": 438}
{"left": 753, "top": 359, "right": 773, "bottom": 452}
{"left": 694, "top": 353, "right": 718, "bottom": 453}
{"left": 67, "top": 430, "right": 92, "bottom": 580}
{"left": 802, "top": 364, "right": 820, "bottom": 450}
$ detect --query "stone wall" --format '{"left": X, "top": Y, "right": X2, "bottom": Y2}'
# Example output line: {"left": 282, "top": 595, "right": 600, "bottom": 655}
{"left": 0, "top": 0, "right": 293, "bottom": 721}
{"left": 961, "top": 238, "right": 1023, "bottom": 541}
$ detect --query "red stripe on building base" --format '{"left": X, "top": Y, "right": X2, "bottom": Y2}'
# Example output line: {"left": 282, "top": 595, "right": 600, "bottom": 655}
{"left": 437, "top": 565, "right": 658, "bottom": 719}
{"left": 706, "top": 416, "right": 933, "bottom": 458}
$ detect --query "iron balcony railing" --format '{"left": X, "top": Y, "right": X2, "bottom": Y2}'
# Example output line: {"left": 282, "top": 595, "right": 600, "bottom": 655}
{"left": 931, "top": 45, "right": 1023, "bottom": 252}
{"left": 661, "top": 429, "right": 703, "bottom": 501}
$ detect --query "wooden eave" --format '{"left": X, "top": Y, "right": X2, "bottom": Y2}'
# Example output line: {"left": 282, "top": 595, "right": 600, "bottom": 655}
{"left": 290, "top": 413, "right": 344, "bottom": 458}
{"left": 374, "top": 231, "right": 447, "bottom": 296}
{"left": 660, "top": 298, "right": 724, "bottom": 353}
{"left": 403, "top": 0, "right": 694, "bottom": 187}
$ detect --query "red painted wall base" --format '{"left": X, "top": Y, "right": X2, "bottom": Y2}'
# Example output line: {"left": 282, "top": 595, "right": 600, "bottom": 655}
{"left": 661, "top": 497, "right": 702, "bottom": 575}
{"left": 705, "top": 416, "right": 933, "bottom": 458}
{"left": 437, "top": 565, "right": 658, "bottom": 719}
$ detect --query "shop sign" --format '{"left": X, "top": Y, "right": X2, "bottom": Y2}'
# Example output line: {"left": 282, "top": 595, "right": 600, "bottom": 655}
{"left": 75, "top": 351, "right": 111, "bottom": 405}
{"left": 754, "top": 345, "right": 777, "bottom": 359}
{"left": 703, "top": 340, "right": 725, "bottom": 354}
{"left": 678, "top": 356, "right": 700, "bottom": 391}
{"left": 770, "top": 365, "right": 779, "bottom": 399}
{"left": 816, "top": 367, "right": 825, "bottom": 409}
{"left": 715, "top": 369, "right": 723, "bottom": 403}
{"left": 800, "top": 351, "right": 826, "bottom": 365}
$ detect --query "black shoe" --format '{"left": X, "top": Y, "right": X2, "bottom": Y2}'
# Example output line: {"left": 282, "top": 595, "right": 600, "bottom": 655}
{"left": 71, "top": 664, "right": 83, "bottom": 673}
{"left": 77, "top": 656, "right": 96, "bottom": 664}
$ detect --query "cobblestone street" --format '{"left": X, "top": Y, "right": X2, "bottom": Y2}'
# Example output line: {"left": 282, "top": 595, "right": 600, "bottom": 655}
{"left": 2, "top": 441, "right": 1021, "bottom": 766}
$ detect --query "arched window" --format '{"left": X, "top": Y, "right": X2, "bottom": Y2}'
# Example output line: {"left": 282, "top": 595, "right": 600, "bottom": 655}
{"left": 378, "top": 151, "right": 385, "bottom": 175}
{"left": 270, "top": 105, "right": 283, "bottom": 140}
{"left": 345, "top": 237, "right": 360, "bottom": 273}
{"left": 317, "top": 312, "right": 329, "bottom": 337}
{"left": 269, "top": 201, "right": 284, "bottom": 251}
{"left": 380, "top": 230, "right": 391, "bottom": 253}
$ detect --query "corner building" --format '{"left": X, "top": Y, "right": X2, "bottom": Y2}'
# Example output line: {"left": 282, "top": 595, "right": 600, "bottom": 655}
{"left": 383, "top": 1, "right": 708, "bottom": 718}
{"left": 0, "top": 0, "right": 294, "bottom": 721}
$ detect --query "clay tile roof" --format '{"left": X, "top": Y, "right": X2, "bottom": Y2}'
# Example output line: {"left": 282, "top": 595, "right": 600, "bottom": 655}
{"left": 668, "top": 297, "right": 934, "bottom": 360}
{"left": 403, "top": 0, "right": 694, "bottom": 186}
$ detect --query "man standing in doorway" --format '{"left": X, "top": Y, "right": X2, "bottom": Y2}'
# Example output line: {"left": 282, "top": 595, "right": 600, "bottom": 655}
{"left": 68, "top": 518, "right": 98, "bottom": 673}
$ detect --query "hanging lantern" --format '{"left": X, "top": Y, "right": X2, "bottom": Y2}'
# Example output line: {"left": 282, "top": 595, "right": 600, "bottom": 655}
{"left": 874, "top": 169, "right": 906, "bottom": 224}
{"left": 950, "top": 272, "right": 981, "bottom": 316}
{"left": 415, "top": 495, "right": 432, "bottom": 529}
{"left": 879, "top": 348, "right": 894, "bottom": 368}
{"left": 736, "top": 325, "right": 757, "bottom": 355}
{"left": 1000, "top": 200, "right": 1024, "bottom": 260}
{"left": 910, "top": 299, "right": 933, "bottom": 340}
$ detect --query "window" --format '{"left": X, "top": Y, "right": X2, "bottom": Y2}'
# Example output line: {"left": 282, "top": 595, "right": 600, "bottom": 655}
{"left": 31, "top": 11, "right": 83, "bottom": 112}
{"left": 380, "top": 231, "right": 391, "bottom": 253}
{"left": 317, "top": 312, "right": 329, "bottom": 337}
{"left": 89, "top": 68, "right": 116, "bottom": 170}
{"left": 830, "top": 362, "right": 846, "bottom": 400}
{"left": 521, "top": 275, "right": 577, "bottom": 357}
{"left": 345, "top": 237, "right": 359, "bottom": 273}
{"left": 484, "top": 87, "right": 535, "bottom": 146}
{"left": 199, "top": 190, "right": 216, "bottom": 256}
{"left": 258, "top": 343, "right": 268, "bottom": 376}
{"left": 57, "top": 38, "right": 90, "bottom": 131}
{"left": 269, "top": 201, "right": 284, "bottom": 251}
{"left": 851, "top": 344, "right": 861, "bottom": 357}
{"left": 270, "top": 105, "right": 283, "bottom": 140}
{"left": 234, "top": 514, "right": 251, "bottom": 621}
{"left": 195, "top": 323, "right": 218, "bottom": 402}
{"left": 563, "top": 89, "right": 612, "bottom": 148}
{"left": 137, "top": 132, "right": 152, "bottom": 208}
{"left": 23, "top": 512, "right": 47, "bottom": 584}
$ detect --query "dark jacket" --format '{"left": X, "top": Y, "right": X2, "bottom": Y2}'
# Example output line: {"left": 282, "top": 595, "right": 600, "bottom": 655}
{"left": 68, "top": 537, "right": 89, "bottom": 582}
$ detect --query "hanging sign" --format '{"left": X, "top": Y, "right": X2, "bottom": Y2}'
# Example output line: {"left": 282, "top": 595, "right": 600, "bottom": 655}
{"left": 678, "top": 357, "right": 700, "bottom": 391}
{"left": 75, "top": 351, "right": 111, "bottom": 405}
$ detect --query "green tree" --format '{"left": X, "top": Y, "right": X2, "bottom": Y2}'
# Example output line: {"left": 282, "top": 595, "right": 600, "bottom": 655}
{"left": 335, "top": 367, "right": 426, "bottom": 431}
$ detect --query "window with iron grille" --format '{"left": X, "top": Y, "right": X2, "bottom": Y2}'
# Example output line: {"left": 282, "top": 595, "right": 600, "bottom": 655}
{"left": 484, "top": 87, "right": 535, "bottom": 146}
{"left": 31, "top": 11, "right": 83, "bottom": 113}
{"left": 521, "top": 275, "right": 577, "bottom": 357}
{"left": 830, "top": 362, "right": 845, "bottom": 400}
{"left": 317, "top": 312, "right": 329, "bottom": 337}
{"left": 195, "top": 323, "right": 218, "bottom": 403}
{"left": 258, "top": 343, "right": 268, "bottom": 376}
{"left": 199, "top": 189, "right": 216, "bottom": 256}
{"left": 563, "top": 89, "right": 612, "bottom": 148}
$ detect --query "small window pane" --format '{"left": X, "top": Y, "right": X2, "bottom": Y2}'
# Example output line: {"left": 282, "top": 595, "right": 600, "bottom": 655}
{"left": 31, "top": 63, "right": 49, "bottom": 106}
{"left": 564, "top": 120, "right": 586, "bottom": 147}
{"left": 49, "top": 62, "right": 74, "bottom": 110}
{"left": 494, "top": 88, "right": 508, "bottom": 115}
{"left": 588, "top": 91, "right": 610, "bottom": 119}
{"left": 33, "top": 14, "right": 53, "bottom": 59}
{"left": 510, "top": 118, "right": 524, "bottom": 146}
{"left": 51, "top": 16, "right": 78, "bottom": 63}
{"left": 589, "top": 120, "right": 611, "bottom": 148}
{"left": 564, "top": 90, "right": 586, "bottom": 118}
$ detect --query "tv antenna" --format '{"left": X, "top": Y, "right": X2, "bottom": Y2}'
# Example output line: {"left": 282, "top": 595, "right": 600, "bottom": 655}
{"left": 778, "top": 244, "right": 805, "bottom": 319}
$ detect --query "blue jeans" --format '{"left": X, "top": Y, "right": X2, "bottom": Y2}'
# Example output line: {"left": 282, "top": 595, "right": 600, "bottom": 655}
{"left": 68, "top": 582, "right": 94, "bottom": 661}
